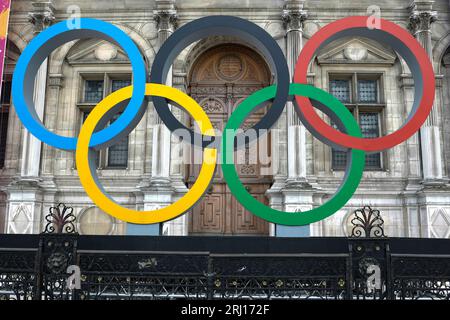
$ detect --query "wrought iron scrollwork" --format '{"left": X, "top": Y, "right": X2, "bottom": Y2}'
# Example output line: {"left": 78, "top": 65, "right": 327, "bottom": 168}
{"left": 350, "top": 206, "right": 386, "bottom": 238}
{"left": 43, "top": 203, "right": 77, "bottom": 234}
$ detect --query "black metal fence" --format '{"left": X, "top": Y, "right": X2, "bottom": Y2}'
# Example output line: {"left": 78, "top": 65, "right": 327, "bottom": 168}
{"left": 0, "top": 234, "right": 450, "bottom": 300}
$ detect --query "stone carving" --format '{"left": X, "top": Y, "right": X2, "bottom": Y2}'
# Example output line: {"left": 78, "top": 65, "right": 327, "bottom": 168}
{"left": 28, "top": 1, "right": 55, "bottom": 33}
{"left": 430, "top": 208, "right": 450, "bottom": 238}
{"left": 201, "top": 98, "right": 225, "bottom": 113}
{"left": 409, "top": 7, "right": 437, "bottom": 34}
{"left": 344, "top": 44, "right": 368, "bottom": 61}
{"left": 216, "top": 54, "right": 244, "bottom": 80}
{"left": 94, "top": 43, "right": 118, "bottom": 61}
{"left": 281, "top": 0, "right": 308, "bottom": 32}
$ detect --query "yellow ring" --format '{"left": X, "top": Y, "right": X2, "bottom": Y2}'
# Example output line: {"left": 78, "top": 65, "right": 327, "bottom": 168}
{"left": 76, "top": 83, "right": 217, "bottom": 224}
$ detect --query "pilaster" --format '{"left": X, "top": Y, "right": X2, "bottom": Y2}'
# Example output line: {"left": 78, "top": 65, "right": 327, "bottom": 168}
{"left": 133, "top": 0, "right": 178, "bottom": 235}
{"left": 5, "top": 1, "right": 54, "bottom": 234}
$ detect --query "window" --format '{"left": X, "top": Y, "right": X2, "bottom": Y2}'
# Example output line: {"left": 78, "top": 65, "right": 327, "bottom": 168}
{"left": 330, "top": 79, "right": 351, "bottom": 103}
{"left": 82, "top": 111, "right": 100, "bottom": 168}
{"left": 84, "top": 80, "right": 104, "bottom": 103}
{"left": 79, "top": 75, "right": 131, "bottom": 169}
{"left": 0, "top": 79, "right": 11, "bottom": 168}
{"left": 329, "top": 75, "right": 383, "bottom": 170}
{"left": 107, "top": 114, "right": 129, "bottom": 168}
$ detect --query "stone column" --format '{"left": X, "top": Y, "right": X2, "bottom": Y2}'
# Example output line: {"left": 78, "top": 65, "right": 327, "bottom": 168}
{"left": 276, "top": 0, "right": 312, "bottom": 237}
{"left": 21, "top": 2, "right": 54, "bottom": 178}
{"left": 5, "top": 1, "right": 54, "bottom": 234}
{"left": 130, "top": 0, "right": 177, "bottom": 235}
{"left": 151, "top": 0, "right": 177, "bottom": 189}
{"left": 150, "top": 2, "right": 177, "bottom": 185}
{"left": 282, "top": 0, "right": 309, "bottom": 187}
{"left": 164, "top": 70, "right": 189, "bottom": 236}
{"left": 409, "top": 1, "right": 444, "bottom": 182}
{"left": 409, "top": 1, "right": 450, "bottom": 239}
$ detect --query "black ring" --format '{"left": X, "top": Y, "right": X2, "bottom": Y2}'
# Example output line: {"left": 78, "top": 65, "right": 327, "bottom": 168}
{"left": 150, "top": 15, "right": 290, "bottom": 149}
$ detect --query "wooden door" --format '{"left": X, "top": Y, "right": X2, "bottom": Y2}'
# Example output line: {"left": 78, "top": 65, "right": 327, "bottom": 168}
{"left": 187, "top": 44, "right": 272, "bottom": 236}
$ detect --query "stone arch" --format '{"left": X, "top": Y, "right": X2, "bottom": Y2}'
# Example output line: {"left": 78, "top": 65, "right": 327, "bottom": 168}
{"left": 188, "top": 44, "right": 271, "bottom": 85}
{"left": 6, "top": 30, "right": 27, "bottom": 53}
{"left": 48, "top": 22, "right": 155, "bottom": 75}
{"left": 7, "top": 23, "right": 34, "bottom": 50}
{"left": 433, "top": 31, "right": 450, "bottom": 74}
{"left": 182, "top": 36, "right": 275, "bottom": 82}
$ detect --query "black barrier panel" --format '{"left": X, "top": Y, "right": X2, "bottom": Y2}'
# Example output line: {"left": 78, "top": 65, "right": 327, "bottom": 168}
{"left": 0, "top": 234, "right": 450, "bottom": 300}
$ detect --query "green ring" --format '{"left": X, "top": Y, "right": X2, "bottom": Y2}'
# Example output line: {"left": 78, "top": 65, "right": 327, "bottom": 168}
{"left": 221, "top": 83, "right": 365, "bottom": 226}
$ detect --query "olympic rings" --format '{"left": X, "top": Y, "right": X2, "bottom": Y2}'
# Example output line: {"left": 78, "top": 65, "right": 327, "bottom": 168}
{"left": 12, "top": 18, "right": 148, "bottom": 150}
{"left": 222, "top": 84, "right": 365, "bottom": 225}
{"left": 76, "top": 84, "right": 217, "bottom": 224}
{"left": 294, "top": 16, "right": 435, "bottom": 152}
{"left": 150, "top": 15, "right": 290, "bottom": 149}
{"left": 11, "top": 16, "right": 436, "bottom": 226}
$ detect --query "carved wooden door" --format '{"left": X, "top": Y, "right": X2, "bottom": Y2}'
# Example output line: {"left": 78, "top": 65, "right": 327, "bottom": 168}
{"left": 187, "top": 45, "right": 272, "bottom": 235}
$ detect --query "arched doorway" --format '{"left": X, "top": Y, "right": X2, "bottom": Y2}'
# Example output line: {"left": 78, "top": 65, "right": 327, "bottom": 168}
{"left": 187, "top": 44, "right": 272, "bottom": 236}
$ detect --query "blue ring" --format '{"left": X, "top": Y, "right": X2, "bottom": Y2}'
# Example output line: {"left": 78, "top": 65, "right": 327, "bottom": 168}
{"left": 12, "top": 18, "right": 147, "bottom": 150}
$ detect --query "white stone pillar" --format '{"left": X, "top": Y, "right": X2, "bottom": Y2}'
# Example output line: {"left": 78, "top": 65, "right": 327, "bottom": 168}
{"left": 276, "top": 0, "right": 311, "bottom": 237}
{"left": 131, "top": 0, "right": 177, "bottom": 235}
{"left": 409, "top": 1, "right": 450, "bottom": 239}
{"left": 5, "top": 1, "right": 54, "bottom": 234}
{"left": 20, "top": 59, "right": 47, "bottom": 177}
{"left": 410, "top": 1, "right": 443, "bottom": 182}
{"left": 282, "top": 0, "right": 309, "bottom": 187}
{"left": 151, "top": 2, "right": 177, "bottom": 186}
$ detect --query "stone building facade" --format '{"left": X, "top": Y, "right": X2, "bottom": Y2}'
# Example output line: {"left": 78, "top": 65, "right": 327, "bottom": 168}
{"left": 1, "top": 0, "right": 450, "bottom": 238}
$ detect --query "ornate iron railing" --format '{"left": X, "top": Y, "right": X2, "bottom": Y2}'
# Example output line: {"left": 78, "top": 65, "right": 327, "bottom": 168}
{"left": 1, "top": 205, "right": 450, "bottom": 300}
{"left": 0, "top": 234, "right": 450, "bottom": 300}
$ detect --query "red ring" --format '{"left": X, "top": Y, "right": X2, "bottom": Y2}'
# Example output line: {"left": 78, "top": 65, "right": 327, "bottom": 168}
{"left": 294, "top": 16, "right": 435, "bottom": 152}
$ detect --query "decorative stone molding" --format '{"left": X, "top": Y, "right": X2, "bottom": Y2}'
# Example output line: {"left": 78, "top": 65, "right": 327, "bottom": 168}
{"left": 317, "top": 39, "right": 396, "bottom": 66}
{"left": 47, "top": 74, "right": 64, "bottom": 88}
{"left": 172, "top": 72, "right": 187, "bottom": 91}
{"left": 94, "top": 43, "right": 118, "bottom": 61}
{"left": 28, "top": 1, "right": 55, "bottom": 33}
{"left": 154, "top": 0, "right": 178, "bottom": 34}
{"left": 281, "top": 0, "right": 308, "bottom": 33}
{"left": 408, "top": 1, "right": 437, "bottom": 35}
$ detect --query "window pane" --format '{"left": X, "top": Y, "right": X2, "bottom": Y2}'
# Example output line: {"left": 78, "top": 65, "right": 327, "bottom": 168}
{"left": 111, "top": 79, "right": 131, "bottom": 92}
{"left": 330, "top": 79, "right": 351, "bottom": 103}
{"left": 360, "top": 112, "right": 381, "bottom": 168}
{"left": 332, "top": 148, "right": 347, "bottom": 169}
{"left": 1, "top": 81, "right": 11, "bottom": 104}
{"left": 331, "top": 121, "right": 348, "bottom": 169}
{"left": 360, "top": 112, "right": 379, "bottom": 138}
{"left": 82, "top": 112, "right": 100, "bottom": 167}
{"left": 107, "top": 114, "right": 128, "bottom": 168}
{"left": 331, "top": 113, "right": 382, "bottom": 170}
{"left": 358, "top": 80, "right": 378, "bottom": 103}
{"left": 84, "top": 80, "right": 104, "bottom": 103}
